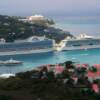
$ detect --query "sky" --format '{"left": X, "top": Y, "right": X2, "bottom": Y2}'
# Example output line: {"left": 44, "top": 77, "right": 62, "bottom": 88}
{"left": 0, "top": 0, "right": 100, "bottom": 17}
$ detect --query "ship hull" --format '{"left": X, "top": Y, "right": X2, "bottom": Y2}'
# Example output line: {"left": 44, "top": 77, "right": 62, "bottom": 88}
{"left": 62, "top": 38, "right": 100, "bottom": 51}
{"left": 63, "top": 45, "right": 100, "bottom": 51}
{"left": 0, "top": 48, "right": 53, "bottom": 56}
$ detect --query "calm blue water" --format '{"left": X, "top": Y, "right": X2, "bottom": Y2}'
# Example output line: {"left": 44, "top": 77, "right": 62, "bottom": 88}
{"left": 0, "top": 48, "right": 100, "bottom": 74}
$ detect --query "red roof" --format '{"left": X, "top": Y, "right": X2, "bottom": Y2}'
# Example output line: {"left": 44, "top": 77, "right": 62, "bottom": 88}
{"left": 82, "top": 64, "right": 89, "bottom": 68}
{"left": 72, "top": 77, "right": 78, "bottom": 81}
{"left": 87, "top": 71, "right": 100, "bottom": 78}
{"left": 76, "top": 64, "right": 88, "bottom": 69}
{"left": 92, "top": 84, "right": 99, "bottom": 93}
{"left": 76, "top": 64, "right": 82, "bottom": 68}
{"left": 55, "top": 65, "right": 64, "bottom": 74}
{"left": 93, "top": 64, "right": 100, "bottom": 69}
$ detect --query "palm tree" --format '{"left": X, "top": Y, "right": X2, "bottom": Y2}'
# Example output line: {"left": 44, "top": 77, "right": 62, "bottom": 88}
{"left": 64, "top": 61, "right": 75, "bottom": 69}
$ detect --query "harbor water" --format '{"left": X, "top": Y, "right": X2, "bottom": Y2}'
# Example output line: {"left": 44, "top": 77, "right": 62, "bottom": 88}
{"left": 0, "top": 16, "right": 100, "bottom": 74}
{"left": 0, "top": 48, "right": 100, "bottom": 74}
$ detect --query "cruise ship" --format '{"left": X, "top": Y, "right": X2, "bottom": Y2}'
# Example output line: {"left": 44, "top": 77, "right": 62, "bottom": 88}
{"left": 56, "top": 33, "right": 100, "bottom": 51}
{"left": 0, "top": 36, "right": 55, "bottom": 56}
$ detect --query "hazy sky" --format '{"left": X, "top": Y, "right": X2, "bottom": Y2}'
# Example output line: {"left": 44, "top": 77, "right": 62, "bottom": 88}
{"left": 0, "top": 0, "right": 100, "bottom": 16}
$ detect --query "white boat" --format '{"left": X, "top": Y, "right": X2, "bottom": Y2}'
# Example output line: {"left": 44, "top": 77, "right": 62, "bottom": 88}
{"left": 0, "top": 73, "right": 15, "bottom": 78}
{"left": 0, "top": 58, "right": 22, "bottom": 66}
{"left": 56, "top": 33, "right": 100, "bottom": 51}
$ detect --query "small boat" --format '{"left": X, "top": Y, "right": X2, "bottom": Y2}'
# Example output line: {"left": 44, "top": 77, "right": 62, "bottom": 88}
{"left": 0, "top": 73, "right": 15, "bottom": 78}
{"left": 0, "top": 58, "right": 23, "bottom": 66}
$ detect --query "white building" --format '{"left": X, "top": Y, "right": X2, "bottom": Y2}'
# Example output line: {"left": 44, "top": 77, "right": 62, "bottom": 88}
{"left": 27, "top": 15, "right": 45, "bottom": 21}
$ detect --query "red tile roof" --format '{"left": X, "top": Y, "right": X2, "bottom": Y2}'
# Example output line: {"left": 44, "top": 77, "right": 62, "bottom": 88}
{"left": 76, "top": 64, "right": 88, "bottom": 69}
{"left": 87, "top": 71, "right": 100, "bottom": 78}
{"left": 72, "top": 77, "right": 78, "bottom": 81}
{"left": 92, "top": 84, "right": 99, "bottom": 93}
{"left": 55, "top": 65, "right": 64, "bottom": 74}
{"left": 93, "top": 64, "right": 100, "bottom": 69}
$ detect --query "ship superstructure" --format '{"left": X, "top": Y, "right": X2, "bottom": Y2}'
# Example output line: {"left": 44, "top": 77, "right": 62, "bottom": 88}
{"left": 0, "top": 36, "right": 55, "bottom": 56}
{"left": 56, "top": 33, "right": 100, "bottom": 51}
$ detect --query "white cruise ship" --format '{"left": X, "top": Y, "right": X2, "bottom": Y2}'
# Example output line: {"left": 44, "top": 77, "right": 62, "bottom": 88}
{"left": 56, "top": 33, "right": 100, "bottom": 51}
{"left": 0, "top": 36, "right": 55, "bottom": 56}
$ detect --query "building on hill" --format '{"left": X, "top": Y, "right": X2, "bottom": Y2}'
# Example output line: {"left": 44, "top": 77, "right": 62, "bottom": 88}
{"left": 19, "top": 15, "right": 47, "bottom": 23}
{"left": 19, "top": 14, "right": 54, "bottom": 26}
{"left": 27, "top": 15, "right": 45, "bottom": 21}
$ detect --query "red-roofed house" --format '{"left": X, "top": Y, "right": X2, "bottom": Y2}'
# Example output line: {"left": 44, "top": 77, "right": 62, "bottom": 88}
{"left": 82, "top": 64, "right": 89, "bottom": 69}
{"left": 54, "top": 65, "right": 64, "bottom": 74}
{"left": 76, "top": 64, "right": 81, "bottom": 68}
{"left": 87, "top": 71, "right": 100, "bottom": 82}
{"left": 76, "top": 64, "right": 89, "bottom": 70}
{"left": 92, "top": 84, "right": 99, "bottom": 93}
{"left": 93, "top": 64, "right": 100, "bottom": 71}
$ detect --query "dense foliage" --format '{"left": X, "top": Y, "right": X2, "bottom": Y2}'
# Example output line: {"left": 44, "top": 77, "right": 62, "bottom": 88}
{"left": 0, "top": 15, "right": 72, "bottom": 42}
{"left": 0, "top": 61, "right": 100, "bottom": 100}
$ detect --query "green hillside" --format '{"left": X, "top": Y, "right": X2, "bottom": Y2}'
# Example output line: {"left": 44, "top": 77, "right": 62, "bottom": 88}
{"left": 0, "top": 15, "right": 73, "bottom": 42}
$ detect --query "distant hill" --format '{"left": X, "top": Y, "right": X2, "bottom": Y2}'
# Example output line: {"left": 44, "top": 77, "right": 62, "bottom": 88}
{"left": 0, "top": 15, "right": 73, "bottom": 42}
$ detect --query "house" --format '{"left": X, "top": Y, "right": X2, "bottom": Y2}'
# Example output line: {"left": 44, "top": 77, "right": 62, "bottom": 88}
{"left": 92, "top": 83, "right": 99, "bottom": 93}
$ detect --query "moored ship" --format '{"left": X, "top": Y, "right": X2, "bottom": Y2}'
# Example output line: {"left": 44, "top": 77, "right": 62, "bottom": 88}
{"left": 56, "top": 33, "right": 100, "bottom": 51}
{"left": 0, "top": 36, "right": 55, "bottom": 56}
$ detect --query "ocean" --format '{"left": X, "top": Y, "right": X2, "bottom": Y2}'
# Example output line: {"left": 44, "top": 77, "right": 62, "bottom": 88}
{"left": 53, "top": 16, "right": 100, "bottom": 36}
{"left": 0, "top": 16, "right": 100, "bottom": 74}
{"left": 0, "top": 48, "right": 100, "bottom": 74}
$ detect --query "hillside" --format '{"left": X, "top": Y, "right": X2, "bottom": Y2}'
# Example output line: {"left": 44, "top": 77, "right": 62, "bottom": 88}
{"left": 0, "top": 15, "right": 73, "bottom": 42}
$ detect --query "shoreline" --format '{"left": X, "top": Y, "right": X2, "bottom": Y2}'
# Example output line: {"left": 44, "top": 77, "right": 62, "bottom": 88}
{"left": 0, "top": 62, "right": 100, "bottom": 79}
{"left": 0, "top": 60, "right": 99, "bottom": 100}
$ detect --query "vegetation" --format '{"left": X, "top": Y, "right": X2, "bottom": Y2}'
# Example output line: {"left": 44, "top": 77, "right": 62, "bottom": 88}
{"left": 0, "top": 61, "right": 100, "bottom": 100}
{"left": 0, "top": 15, "right": 73, "bottom": 42}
